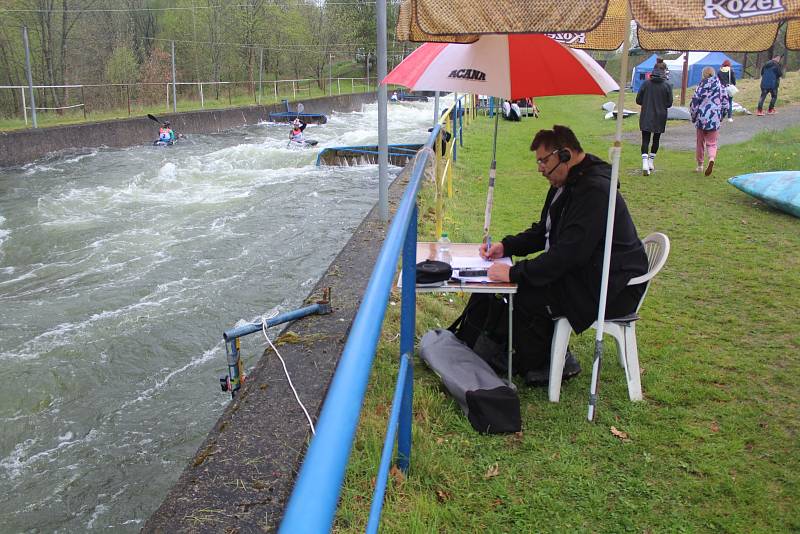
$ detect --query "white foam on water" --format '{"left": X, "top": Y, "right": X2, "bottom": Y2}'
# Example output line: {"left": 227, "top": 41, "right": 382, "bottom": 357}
{"left": 120, "top": 344, "right": 222, "bottom": 409}
{"left": 0, "top": 429, "right": 98, "bottom": 480}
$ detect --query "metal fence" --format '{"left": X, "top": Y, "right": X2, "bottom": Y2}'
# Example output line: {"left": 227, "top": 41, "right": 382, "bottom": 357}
{"left": 279, "top": 96, "right": 474, "bottom": 533}
{"left": 0, "top": 77, "right": 379, "bottom": 127}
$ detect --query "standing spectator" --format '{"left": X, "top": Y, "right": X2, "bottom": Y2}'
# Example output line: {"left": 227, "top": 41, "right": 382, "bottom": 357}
{"left": 690, "top": 67, "right": 724, "bottom": 176}
{"left": 717, "top": 59, "right": 737, "bottom": 122}
{"left": 757, "top": 55, "right": 783, "bottom": 116}
{"left": 636, "top": 60, "right": 673, "bottom": 176}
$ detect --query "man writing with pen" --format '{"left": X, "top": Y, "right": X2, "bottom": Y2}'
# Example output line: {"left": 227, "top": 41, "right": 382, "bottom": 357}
{"left": 478, "top": 125, "right": 648, "bottom": 386}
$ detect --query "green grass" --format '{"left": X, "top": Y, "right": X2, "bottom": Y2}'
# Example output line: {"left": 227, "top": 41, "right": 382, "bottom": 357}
{"left": 335, "top": 95, "right": 800, "bottom": 533}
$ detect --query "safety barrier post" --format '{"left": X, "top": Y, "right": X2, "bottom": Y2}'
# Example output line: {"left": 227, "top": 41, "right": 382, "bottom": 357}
{"left": 126, "top": 85, "right": 131, "bottom": 116}
{"left": 397, "top": 203, "right": 417, "bottom": 472}
{"left": 81, "top": 86, "right": 86, "bottom": 119}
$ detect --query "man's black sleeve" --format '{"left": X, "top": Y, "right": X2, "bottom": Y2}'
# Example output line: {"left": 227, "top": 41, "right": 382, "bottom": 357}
{"left": 508, "top": 182, "right": 608, "bottom": 287}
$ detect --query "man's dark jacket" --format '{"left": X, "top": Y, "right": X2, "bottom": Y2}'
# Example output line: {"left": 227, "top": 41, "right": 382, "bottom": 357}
{"left": 501, "top": 154, "right": 648, "bottom": 333}
{"left": 636, "top": 70, "right": 673, "bottom": 134}
{"left": 760, "top": 60, "right": 783, "bottom": 90}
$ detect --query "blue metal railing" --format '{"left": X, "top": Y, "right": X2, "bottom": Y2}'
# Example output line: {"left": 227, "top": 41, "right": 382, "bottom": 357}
{"left": 279, "top": 124, "right": 441, "bottom": 533}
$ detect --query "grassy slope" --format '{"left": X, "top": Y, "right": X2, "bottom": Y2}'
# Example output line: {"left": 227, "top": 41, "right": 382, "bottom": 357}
{"left": 336, "top": 94, "right": 800, "bottom": 533}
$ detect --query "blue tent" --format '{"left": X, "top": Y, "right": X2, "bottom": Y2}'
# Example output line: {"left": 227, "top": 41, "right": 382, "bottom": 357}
{"left": 631, "top": 52, "right": 743, "bottom": 92}
{"left": 630, "top": 54, "right": 659, "bottom": 92}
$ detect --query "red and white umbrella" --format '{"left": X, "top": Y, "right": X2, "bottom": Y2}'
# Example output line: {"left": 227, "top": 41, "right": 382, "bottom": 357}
{"left": 384, "top": 33, "right": 618, "bottom": 257}
{"left": 383, "top": 33, "right": 618, "bottom": 99}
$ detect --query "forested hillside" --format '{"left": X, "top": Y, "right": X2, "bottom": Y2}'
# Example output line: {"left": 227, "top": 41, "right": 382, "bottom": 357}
{"left": 0, "top": 1, "right": 408, "bottom": 118}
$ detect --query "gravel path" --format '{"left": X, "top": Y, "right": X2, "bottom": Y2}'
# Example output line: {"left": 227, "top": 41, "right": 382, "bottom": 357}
{"left": 621, "top": 102, "right": 800, "bottom": 150}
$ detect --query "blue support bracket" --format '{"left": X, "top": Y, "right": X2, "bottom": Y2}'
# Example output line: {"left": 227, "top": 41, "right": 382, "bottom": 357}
{"left": 220, "top": 288, "right": 332, "bottom": 398}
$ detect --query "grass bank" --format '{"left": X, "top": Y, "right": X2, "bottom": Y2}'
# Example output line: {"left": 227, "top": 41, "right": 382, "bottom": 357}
{"left": 336, "top": 94, "right": 799, "bottom": 532}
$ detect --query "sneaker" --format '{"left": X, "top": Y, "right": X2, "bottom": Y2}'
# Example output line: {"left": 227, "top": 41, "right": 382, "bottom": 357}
{"left": 705, "top": 159, "right": 715, "bottom": 176}
{"left": 768, "top": 109, "right": 777, "bottom": 115}
{"left": 695, "top": 164, "right": 704, "bottom": 172}
{"left": 757, "top": 110, "right": 765, "bottom": 116}
{"left": 524, "top": 351, "right": 582, "bottom": 387}
{"left": 727, "top": 117, "right": 734, "bottom": 122}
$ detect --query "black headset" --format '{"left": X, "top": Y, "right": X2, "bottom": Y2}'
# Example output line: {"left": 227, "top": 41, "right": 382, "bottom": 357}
{"left": 545, "top": 147, "right": 572, "bottom": 177}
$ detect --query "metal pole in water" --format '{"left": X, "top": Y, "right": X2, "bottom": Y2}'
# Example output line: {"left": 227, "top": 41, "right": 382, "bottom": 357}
{"left": 171, "top": 41, "right": 178, "bottom": 113}
{"left": 22, "top": 26, "right": 37, "bottom": 128}
{"left": 377, "top": 0, "right": 388, "bottom": 222}
{"left": 433, "top": 91, "right": 440, "bottom": 125}
{"left": 329, "top": 53, "right": 333, "bottom": 96}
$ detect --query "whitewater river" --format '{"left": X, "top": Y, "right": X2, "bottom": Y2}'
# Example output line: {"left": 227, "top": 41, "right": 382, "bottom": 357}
{"left": 0, "top": 99, "right": 441, "bottom": 531}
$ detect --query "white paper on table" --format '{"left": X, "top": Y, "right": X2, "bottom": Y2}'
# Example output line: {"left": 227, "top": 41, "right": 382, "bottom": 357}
{"left": 451, "top": 256, "right": 512, "bottom": 283}
{"left": 397, "top": 256, "right": 513, "bottom": 286}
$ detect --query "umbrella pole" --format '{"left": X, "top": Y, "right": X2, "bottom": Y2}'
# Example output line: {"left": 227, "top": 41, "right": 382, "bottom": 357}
{"left": 588, "top": 4, "right": 632, "bottom": 422}
{"left": 483, "top": 100, "right": 501, "bottom": 244}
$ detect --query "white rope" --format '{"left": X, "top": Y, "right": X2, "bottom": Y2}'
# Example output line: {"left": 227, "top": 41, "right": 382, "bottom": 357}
{"left": 261, "top": 314, "right": 316, "bottom": 436}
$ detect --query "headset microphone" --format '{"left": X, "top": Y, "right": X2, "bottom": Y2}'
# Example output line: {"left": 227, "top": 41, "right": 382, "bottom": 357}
{"left": 545, "top": 148, "right": 571, "bottom": 177}
{"left": 545, "top": 161, "right": 562, "bottom": 177}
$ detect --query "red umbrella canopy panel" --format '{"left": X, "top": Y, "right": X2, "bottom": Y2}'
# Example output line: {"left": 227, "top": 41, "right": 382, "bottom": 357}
{"left": 384, "top": 33, "right": 618, "bottom": 100}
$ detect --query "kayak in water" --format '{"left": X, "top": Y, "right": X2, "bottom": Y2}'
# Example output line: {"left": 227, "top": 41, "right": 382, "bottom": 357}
{"left": 153, "top": 139, "right": 175, "bottom": 147}
{"left": 287, "top": 139, "right": 318, "bottom": 149}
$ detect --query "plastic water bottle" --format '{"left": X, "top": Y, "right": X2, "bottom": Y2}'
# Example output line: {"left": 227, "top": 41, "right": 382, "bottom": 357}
{"left": 437, "top": 233, "right": 452, "bottom": 264}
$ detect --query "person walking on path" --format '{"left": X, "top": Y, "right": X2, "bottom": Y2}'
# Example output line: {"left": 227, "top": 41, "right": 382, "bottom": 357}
{"left": 717, "top": 59, "right": 737, "bottom": 122}
{"left": 690, "top": 67, "right": 724, "bottom": 176}
{"left": 636, "top": 60, "right": 673, "bottom": 175}
{"left": 757, "top": 55, "right": 783, "bottom": 116}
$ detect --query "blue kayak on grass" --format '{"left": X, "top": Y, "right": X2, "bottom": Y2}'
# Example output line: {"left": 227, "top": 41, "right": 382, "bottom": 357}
{"left": 728, "top": 171, "right": 800, "bottom": 218}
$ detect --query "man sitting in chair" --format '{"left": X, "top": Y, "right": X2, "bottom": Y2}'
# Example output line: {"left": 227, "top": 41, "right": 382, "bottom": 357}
{"left": 480, "top": 125, "right": 648, "bottom": 386}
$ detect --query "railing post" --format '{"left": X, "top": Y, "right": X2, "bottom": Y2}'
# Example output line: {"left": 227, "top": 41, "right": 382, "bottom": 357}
{"left": 199, "top": 82, "right": 204, "bottom": 108}
{"left": 126, "top": 84, "right": 131, "bottom": 116}
{"left": 171, "top": 40, "right": 178, "bottom": 113}
{"left": 397, "top": 203, "right": 417, "bottom": 472}
{"left": 452, "top": 93, "right": 458, "bottom": 162}
{"left": 22, "top": 26, "right": 37, "bottom": 128}
{"left": 81, "top": 86, "right": 86, "bottom": 119}
{"left": 292, "top": 80, "right": 296, "bottom": 99}
{"left": 274, "top": 80, "right": 278, "bottom": 101}
{"left": 21, "top": 87, "right": 27, "bottom": 125}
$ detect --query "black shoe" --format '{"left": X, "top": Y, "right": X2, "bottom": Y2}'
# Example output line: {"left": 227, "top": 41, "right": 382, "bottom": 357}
{"left": 524, "top": 351, "right": 582, "bottom": 387}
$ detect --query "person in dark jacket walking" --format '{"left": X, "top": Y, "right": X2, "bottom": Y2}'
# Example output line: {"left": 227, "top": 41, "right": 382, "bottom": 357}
{"left": 480, "top": 125, "right": 648, "bottom": 386}
{"left": 757, "top": 55, "right": 783, "bottom": 116}
{"left": 635, "top": 60, "right": 673, "bottom": 175}
{"left": 717, "top": 59, "right": 737, "bottom": 122}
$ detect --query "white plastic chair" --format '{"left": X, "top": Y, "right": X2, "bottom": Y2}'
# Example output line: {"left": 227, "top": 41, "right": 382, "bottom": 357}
{"left": 548, "top": 232, "right": 671, "bottom": 402}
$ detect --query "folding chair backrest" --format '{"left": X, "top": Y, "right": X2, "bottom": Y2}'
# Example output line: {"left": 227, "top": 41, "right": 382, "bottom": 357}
{"left": 627, "top": 232, "right": 671, "bottom": 314}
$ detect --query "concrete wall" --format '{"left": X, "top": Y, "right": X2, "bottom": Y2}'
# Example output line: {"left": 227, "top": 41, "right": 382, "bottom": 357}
{"left": 0, "top": 93, "right": 376, "bottom": 168}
